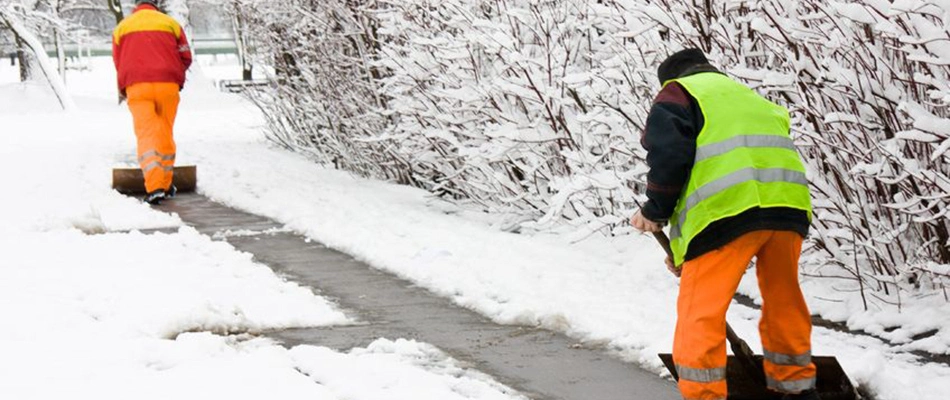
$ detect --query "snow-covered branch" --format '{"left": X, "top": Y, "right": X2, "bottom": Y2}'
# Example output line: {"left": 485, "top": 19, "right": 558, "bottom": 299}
{"left": 228, "top": 0, "right": 950, "bottom": 303}
{"left": 0, "top": 3, "right": 76, "bottom": 110}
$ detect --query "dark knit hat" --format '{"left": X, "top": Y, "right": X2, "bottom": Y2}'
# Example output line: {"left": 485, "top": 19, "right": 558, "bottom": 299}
{"left": 657, "top": 48, "right": 709, "bottom": 85}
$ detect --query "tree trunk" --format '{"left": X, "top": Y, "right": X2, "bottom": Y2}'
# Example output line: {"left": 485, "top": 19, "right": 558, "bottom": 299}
{"left": 243, "top": 62, "right": 253, "bottom": 80}
{"left": 54, "top": 0, "right": 66, "bottom": 82}
{"left": 108, "top": 0, "right": 124, "bottom": 103}
{"left": 108, "top": 0, "right": 124, "bottom": 24}
{"left": 164, "top": 0, "right": 190, "bottom": 31}
{"left": 1, "top": 8, "right": 76, "bottom": 110}
{"left": 935, "top": 221, "right": 950, "bottom": 264}
{"left": 231, "top": 2, "right": 252, "bottom": 80}
{"left": 55, "top": 29, "right": 66, "bottom": 82}
{"left": 14, "top": 34, "right": 32, "bottom": 81}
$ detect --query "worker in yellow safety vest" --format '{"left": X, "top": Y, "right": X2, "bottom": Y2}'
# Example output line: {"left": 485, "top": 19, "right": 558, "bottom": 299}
{"left": 631, "top": 48, "right": 819, "bottom": 400}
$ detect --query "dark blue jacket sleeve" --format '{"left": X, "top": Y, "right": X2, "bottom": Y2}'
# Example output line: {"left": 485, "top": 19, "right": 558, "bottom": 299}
{"left": 640, "top": 83, "right": 701, "bottom": 222}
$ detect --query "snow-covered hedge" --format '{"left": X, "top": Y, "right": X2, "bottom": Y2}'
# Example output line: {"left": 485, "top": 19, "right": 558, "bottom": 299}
{"left": 233, "top": 1, "right": 413, "bottom": 183}
{"left": 233, "top": 0, "right": 950, "bottom": 302}
{"left": 371, "top": 0, "right": 656, "bottom": 234}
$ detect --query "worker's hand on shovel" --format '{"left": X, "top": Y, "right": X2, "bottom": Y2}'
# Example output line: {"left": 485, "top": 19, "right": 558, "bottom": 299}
{"left": 630, "top": 210, "right": 663, "bottom": 233}
{"left": 664, "top": 256, "right": 680, "bottom": 277}
{"left": 631, "top": 210, "right": 681, "bottom": 278}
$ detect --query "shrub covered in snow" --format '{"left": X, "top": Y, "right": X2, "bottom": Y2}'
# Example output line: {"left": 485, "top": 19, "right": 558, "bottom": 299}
{"left": 231, "top": 0, "right": 950, "bottom": 304}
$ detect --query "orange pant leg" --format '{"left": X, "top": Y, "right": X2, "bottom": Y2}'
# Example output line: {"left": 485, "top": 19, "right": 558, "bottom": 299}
{"left": 673, "top": 231, "right": 770, "bottom": 400}
{"left": 127, "top": 82, "right": 179, "bottom": 193}
{"left": 755, "top": 231, "right": 817, "bottom": 394}
{"left": 153, "top": 82, "right": 180, "bottom": 190}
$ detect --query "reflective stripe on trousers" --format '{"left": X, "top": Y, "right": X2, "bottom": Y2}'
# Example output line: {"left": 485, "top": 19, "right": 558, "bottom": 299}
{"left": 767, "top": 376, "right": 817, "bottom": 393}
{"left": 764, "top": 349, "right": 811, "bottom": 367}
{"left": 676, "top": 365, "right": 726, "bottom": 383}
{"left": 142, "top": 161, "right": 175, "bottom": 174}
{"left": 763, "top": 348, "right": 816, "bottom": 393}
{"left": 138, "top": 150, "right": 176, "bottom": 163}
{"left": 673, "top": 231, "right": 815, "bottom": 399}
{"left": 127, "top": 82, "right": 180, "bottom": 193}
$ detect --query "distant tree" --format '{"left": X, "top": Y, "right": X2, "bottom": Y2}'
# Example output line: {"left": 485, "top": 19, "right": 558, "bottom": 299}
{"left": 163, "top": 0, "right": 189, "bottom": 30}
{"left": 12, "top": 32, "right": 32, "bottom": 80}
{"left": 0, "top": 1, "right": 75, "bottom": 109}
{"left": 227, "top": 0, "right": 250, "bottom": 80}
{"left": 106, "top": 0, "right": 122, "bottom": 24}
{"left": 3, "top": 0, "right": 42, "bottom": 81}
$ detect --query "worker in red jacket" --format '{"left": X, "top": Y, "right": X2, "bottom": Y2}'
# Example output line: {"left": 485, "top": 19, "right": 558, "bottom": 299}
{"left": 113, "top": 0, "right": 192, "bottom": 204}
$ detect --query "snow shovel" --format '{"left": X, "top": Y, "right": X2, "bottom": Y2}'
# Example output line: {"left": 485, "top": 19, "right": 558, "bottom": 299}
{"left": 651, "top": 231, "right": 857, "bottom": 400}
{"left": 111, "top": 165, "right": 197, "bottom": 195}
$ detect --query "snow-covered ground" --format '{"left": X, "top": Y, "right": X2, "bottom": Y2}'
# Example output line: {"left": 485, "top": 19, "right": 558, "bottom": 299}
{"left": 1, "top": 55, "right": 948, "bottom": 400}
{"left": 0, "top": 57, "right": 526, "bottom": 400}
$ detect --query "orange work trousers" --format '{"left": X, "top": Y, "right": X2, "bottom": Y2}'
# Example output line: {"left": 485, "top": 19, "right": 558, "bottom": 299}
{"left": 127, "top": 82, "right": 180, "bottom": 194}
{"left": 673, "top": 230, "right": 816, "bottom": 400}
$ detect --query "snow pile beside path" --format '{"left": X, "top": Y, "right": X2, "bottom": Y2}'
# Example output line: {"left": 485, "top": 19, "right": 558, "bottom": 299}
{"left": 0, "top": 57, "right": 530, "bottom": 400}
{"left": 0, "top": 228, "right": 347, "bottom": 340}
{"left": 0, "top": 81, "right": 66, "bottom": 114}
{"left": 291, "top": 338, "right": 528, "bottom": 400}
{"left": 7, "top": 55, "right": 949, "bottom": 399}
{"left": 189, "top": 123, "right": 950, "bottom": 399}
{"left": 0, "top": 83, "right": 181, "bottom": 234}
{"left": 804, "top": 278, "right": 950, "bottom": 355}
{"left": 735, "top": 260, "right": 950, "bottom": 357}
{"left": 0, "top": 227, "right": 348, "bottom": 399}
{"left": 189, "top": 141, "right": 675, "bottom": 357}
{"left": 0, "top": 333, "right": 527, "bottom": 400}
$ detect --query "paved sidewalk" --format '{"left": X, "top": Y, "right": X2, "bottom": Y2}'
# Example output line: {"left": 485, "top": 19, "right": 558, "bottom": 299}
{"left": 157, "top": 194, "right": 680, "bottom": 400}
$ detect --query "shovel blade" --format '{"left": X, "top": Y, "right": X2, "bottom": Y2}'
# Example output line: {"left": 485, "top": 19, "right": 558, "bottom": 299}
{"left": 112, "top": 165, "right": 197, "bottom": 195}
{"left": 659, "top": 353, "right": 856, "bottom": 400}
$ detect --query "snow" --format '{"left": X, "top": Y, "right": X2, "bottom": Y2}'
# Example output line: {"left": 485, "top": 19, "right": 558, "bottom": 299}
{"left": 0, "top": 6, "right": 76, "bottom": 110}
{"left": 832, "top": 2, "right": 879, "bottom": 25}
{"left": 2, "top": 54, "right": 949, "bottom": 399}
{"left": 0, "top": 56, "right": 527, "bottom": 400}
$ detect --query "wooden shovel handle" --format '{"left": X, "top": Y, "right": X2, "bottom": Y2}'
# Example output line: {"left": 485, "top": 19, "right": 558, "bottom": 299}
{"left": 652, "top": 231, "right": 674, "bottom": 259}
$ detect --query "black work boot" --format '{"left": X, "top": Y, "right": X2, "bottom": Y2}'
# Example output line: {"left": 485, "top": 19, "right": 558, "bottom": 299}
{"left": 783, "top": 390, "right": 820, "bottom": 400}
{"left": 166, "top": 184, "right": 177, "bottom": 198}
{"left": 143, "top": 189, "right": 166, "bottom": 205}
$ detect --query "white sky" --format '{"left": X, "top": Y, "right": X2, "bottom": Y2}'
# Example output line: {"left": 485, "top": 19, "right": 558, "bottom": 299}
{"left": 0, "top": 55, "right": 948, "bottom": 400}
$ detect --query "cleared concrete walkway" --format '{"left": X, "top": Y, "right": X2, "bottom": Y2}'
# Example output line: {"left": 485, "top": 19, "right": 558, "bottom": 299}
{"left": 157, "top": 194, "right": 680, "bottom": 400}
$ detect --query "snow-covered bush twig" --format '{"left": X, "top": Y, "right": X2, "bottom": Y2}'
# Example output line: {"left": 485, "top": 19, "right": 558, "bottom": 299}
{"left": 229, "top": 0, "right": 950, "bottom": 306}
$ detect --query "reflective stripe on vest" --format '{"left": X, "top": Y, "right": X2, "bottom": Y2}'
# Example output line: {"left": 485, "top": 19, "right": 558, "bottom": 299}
{"left": 669, "top": 168, "right": 809, "bottom": 239}
{"left": 667, "top": 72, "right": 812, "bottom": 265}
{"left": 695, "top": 134, "right": 797, "bottom": 161}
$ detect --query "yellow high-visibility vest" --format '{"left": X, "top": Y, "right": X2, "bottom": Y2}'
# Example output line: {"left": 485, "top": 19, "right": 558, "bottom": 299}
{"left": 668, "top": 72, "right": 812, "bottom": 265}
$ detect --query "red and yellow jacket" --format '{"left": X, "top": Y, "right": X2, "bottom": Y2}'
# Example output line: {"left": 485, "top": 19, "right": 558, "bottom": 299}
{"left": 112, "top": 3, "right": 192, "bottom": 93}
